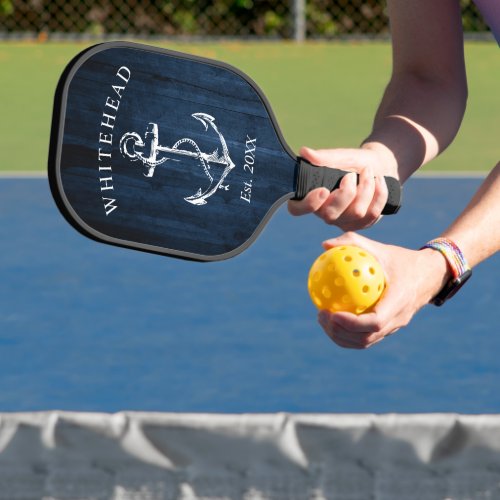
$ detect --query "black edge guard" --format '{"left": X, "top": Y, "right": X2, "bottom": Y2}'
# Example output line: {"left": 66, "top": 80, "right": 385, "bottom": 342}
{"left": 293, "top": 157, "right": 402, "bottom": 215}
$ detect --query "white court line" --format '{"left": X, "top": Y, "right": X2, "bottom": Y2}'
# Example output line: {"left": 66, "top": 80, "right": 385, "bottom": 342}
{"left": 414, "top": 170, "right": 487, "bottom": 178}
{"left": 0, "top": 171, "right": 47, "bottom": 178}
{"left": 0, "top": 170, "right": 489, "bottom": 179}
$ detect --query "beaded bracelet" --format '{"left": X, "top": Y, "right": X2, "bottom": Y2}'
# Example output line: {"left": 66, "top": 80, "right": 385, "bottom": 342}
{"left": 421, "top": 238, "right": 470, "bottom": 278}
{"left": 421, "top": 237, "right": 472, "bottom": 306}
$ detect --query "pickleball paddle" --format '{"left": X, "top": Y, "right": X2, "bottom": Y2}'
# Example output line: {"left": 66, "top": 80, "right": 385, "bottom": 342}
{"left": 49, "top": 41, "right": 401, "bottom": 261}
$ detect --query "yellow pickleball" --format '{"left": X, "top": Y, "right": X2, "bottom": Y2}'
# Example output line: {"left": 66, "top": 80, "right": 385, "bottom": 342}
{"left": 308, "top": 245, "right": 385, "bottom": 314}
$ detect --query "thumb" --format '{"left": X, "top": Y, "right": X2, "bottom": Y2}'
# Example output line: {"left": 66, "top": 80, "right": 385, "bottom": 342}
{"left": 322, "top": 231, "right": 369, "bottom": 250}
{"left": 299, "top": 147, "right": 367, "bottom": 171}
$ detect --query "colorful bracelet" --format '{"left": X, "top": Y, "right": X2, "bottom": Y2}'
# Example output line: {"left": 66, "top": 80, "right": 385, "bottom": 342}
{"left": 421, "top": 237, "right": 472, "bottom": 306}
{"left": 421, "top": 238, "right": 470, "bottom": 279}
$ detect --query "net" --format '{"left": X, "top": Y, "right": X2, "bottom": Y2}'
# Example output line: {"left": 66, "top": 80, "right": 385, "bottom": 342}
{"left": 1, "top": 412, "right": 500, "bottom": 499}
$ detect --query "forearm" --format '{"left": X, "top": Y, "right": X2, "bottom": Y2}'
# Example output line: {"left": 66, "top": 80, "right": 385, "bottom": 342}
{"left": 363, "top": 73, "right": 467, "bottom": 182}
{"left": 441, "top": 162, "right": 500, "bottom": 267}
{"left": 417, "top": 163, "right": 500, "bottom": 304}
{"left": 361, "top": 0, "right": 467, "bottom": 183}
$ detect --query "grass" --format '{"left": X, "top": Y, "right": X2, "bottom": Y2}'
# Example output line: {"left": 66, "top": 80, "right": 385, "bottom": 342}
{"left": 0, "top": 40, "right": 497, "bottom": 172}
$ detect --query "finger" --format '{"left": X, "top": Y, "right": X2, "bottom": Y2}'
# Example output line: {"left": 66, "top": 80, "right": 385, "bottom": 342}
{"left": 319, "top": 311, "right": 373, "bottom": 349}
{"left": 320, "top": 169, "right": 391, "bottom": 231}
{"left": 319, "top": 309, "right": 394, "bottom": 349}
{"left": 322, "top": 326, "right": 366, "bottom": 349}
{"left": 330, "top": 311, "right": 384, "bottom": 335}
{"left": 299, "top": 146, "right": 324, "bottom": 165}
{"left": 364, "top": 174, "right": 389, "bottom": 223}
{"left": 332, "top": 297, "right": 401, "bottom": 340}
{"left": 322, "top": 231, "right": 370, "bottom": 251}
{"left": 331, "top": 336, "right": 365, "bottom": 349}
{"left": 288, "top": 188, "right": 330, "bottom": 216}
{"left": 294, "top": 146, "right": 370, "bottom": 223}
{"left": 330, "top": 315, "right": 392, "bottom": 349}
{"left": 344, "top": 164, "right": 376, "bottom": 220}
{"left": 329, "top": 168, "right": 377, "bottom": 231}
{"left": 327, "top": 326, "right": 382, "bottom": 349}
{"left": 321, "top": 233, "right": 388, "bottom": 273}
{"left": 315, "top": 172, "right": 357, "bottom": 224}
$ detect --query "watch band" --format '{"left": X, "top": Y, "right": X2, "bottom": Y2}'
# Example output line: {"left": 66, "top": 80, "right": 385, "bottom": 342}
{"left": 421, "top": 238, "right": 472, "bottom": 306}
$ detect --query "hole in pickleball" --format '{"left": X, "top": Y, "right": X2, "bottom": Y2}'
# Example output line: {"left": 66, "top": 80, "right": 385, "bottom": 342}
{"left": 333, "top": 303, "right": 342, "bottom": 311}
{"left": 359, "top": 251, "right": 367, "bottom": 257}
{"left": 378, "top": 284, "right": 382, "bottom": 291}
{"left": 352, "top": 269, "right": 360, "bottom": 277}
{"left": 313, "top": 271, "right": 321, "bottom": 282}
{"left": 342, "top": 295, "right": 351, "bottom": 304}
{"left": 334, "top": 277, "right": 344, "bottom": 287}
{"left": 369, "top": 267, "right": 376, "bottom": 275}
{"left": 313, "top": 294, "right": 322, "bottom": 307}
{"left": 322, "top": 286, "right": 332, "bottom": 299}
{"left": 327, "top": 264, "right": 335, "bottom": 272}
{"left": 362, "top": 285, "right": 369, "bottom": 293}
{"left": 344, "top": 256, "right": 352, "bottom": 262}
{"left": 356, "top": 306, "right": 366, "bottom": 314}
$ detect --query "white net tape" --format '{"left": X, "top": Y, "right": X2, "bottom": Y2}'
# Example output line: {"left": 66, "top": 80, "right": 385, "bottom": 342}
{"left": 0, "top": 412, "right": 500, "bottom": 499}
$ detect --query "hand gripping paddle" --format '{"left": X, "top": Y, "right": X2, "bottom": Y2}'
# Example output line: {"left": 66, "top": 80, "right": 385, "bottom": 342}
{"left": 49, "top": 41, "right": 401, "bottom": 261}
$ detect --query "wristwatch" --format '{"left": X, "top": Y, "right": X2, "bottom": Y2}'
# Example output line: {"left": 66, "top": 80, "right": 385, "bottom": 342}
{"left": 421, "top": 238, "right": 472, "bottom": 306}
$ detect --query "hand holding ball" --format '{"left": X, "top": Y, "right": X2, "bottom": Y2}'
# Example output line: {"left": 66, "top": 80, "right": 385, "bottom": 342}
{"left": 308, "top": 245, "right": 385, "bottom": 314}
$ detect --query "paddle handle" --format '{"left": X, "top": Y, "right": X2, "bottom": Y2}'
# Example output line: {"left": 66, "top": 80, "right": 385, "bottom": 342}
{"left": 293, "top": 157, "right": 402, "bottom": 215}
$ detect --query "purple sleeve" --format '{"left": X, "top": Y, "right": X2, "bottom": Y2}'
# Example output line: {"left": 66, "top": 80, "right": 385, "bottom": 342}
{"left": 473, "top": 0, "right": 500, "bottom": 45}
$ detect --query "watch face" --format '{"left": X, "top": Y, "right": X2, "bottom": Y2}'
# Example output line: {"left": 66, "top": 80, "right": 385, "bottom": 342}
{"left": 432, "top": 269, "right": 472, "bottom": 306}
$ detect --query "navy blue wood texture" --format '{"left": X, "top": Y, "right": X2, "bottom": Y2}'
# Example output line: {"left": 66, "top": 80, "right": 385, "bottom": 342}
{"left": 50, "top": 42, "right": 297, "bottom": 261}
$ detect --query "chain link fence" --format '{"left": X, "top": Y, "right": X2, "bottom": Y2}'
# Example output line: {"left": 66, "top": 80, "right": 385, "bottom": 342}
{"left": 0, "top": 0, "right": 491, "bottom": 40}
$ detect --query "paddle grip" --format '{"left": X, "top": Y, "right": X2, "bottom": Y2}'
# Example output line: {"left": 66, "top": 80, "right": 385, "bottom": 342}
{"left": 293, "top": 158, "right": 402, "bottom": 215}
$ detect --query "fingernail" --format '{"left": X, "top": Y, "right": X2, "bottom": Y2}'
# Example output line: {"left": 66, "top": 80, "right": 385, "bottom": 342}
{"left": 318, "top": 188, "right": 329, "bottom": 201}
{"left": 341, "top": 172, "right": 355, "bottom": 186}
{"left": 318, "top": 310, "right": 329, "bottom": 324}
{"left": 300, "top": 146, "right": 313, "bottom": 157}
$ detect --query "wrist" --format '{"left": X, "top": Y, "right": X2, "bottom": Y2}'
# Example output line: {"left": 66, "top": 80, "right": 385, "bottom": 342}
{"left": 361, "top": 141, "right": 399, "bottom": 178}
{"left": 418, "top": 248, "right": 452, "bottom": 303}
{"left": 420, "top": 238, "right": 472, "bottom": 306}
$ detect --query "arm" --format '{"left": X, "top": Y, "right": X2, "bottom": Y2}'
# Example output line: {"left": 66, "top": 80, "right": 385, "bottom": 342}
{"left": 441, "top": 163, "right": 500, "bottom": 268}
{"left": 318, "top": 163, "right": 500, "bottom": 349}
{"left": 289, "top": 0, "right": 467, "bottom": 229}
{"left": 364, "top": 0, "right": 468, "bottom": 181}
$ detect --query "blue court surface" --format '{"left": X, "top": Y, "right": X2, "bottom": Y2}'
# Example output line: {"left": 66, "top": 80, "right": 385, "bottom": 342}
{"left": 0, "top": 176, "right": 498, "bottom": 413}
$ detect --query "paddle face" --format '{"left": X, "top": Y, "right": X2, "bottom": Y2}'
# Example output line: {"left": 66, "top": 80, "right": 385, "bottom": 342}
{"left": 49, "top": 42, "right": 297, "bottom": 261}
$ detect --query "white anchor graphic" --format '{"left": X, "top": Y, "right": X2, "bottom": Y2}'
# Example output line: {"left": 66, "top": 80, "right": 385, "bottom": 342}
{"left": 120, "top": 113, "right": 235, "bottom": 205}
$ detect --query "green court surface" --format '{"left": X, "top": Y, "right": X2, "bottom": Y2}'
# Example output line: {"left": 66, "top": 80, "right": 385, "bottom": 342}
{"left": 0, "top": 40, "right": 497, "bottom": 173}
